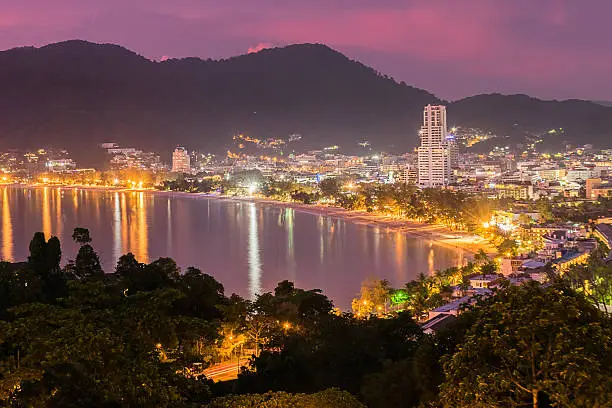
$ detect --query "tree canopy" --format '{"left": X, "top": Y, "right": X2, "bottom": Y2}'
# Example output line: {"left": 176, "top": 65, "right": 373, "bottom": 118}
{"left": 440, "top": 281, "right": 612, "bottom": 408}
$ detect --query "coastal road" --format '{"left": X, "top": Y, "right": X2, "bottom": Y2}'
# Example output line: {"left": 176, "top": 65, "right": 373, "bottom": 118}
{"left": 202, "top": 358, "right": 250, "bottom": 382}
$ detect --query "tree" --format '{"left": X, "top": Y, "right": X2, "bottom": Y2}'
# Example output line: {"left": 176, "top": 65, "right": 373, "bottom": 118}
{"left": 473, "top": 249, "right": 489, "bottom": 265}
{"left": 67, "top": 244, "right": 103, "bottom": 279}
{"left": 480, "top": 260, "right": 498, "bottom": 275}
{"left": 71, "top": 227, "right": 92, "bottom": 245}
{"left": 115, "top": 252, "right": 143, "bottom": 277}
{"left": 207, "top": 388, "right": 365, "bottom": 408}
{"left": 497, "top": 238, "right": 519, "bottom": 257}
{"left": 26, "top": 233, "right": 65, "bottom": 300}
{"left": 517, "top": 213, "right": 533, "bottom": 227}
{"left": 28, "top": 233, "right": 62, "bottom": 276}
{"left": 564, "top": 251, "right": 612, "bottom": 313}
{"left": 351, "top": 278, "right": 392, "bottom": 317}
{"left": 536, "top": 198, "right": 555, "bottom": 222}
{"left": 440, "top": 282, "right": 612, "bottom": 408}
{"left": 318, "top": 178, "right": 342, "bottom": 198}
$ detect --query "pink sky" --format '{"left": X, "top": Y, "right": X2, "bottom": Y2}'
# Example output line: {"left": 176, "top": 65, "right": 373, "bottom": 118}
{"left": 0, "top": 0, "right": 610, "bottom": 101}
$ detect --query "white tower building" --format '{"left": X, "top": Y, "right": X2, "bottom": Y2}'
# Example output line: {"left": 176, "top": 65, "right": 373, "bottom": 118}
{"left": 417, "top": 105, "right": 455, "bottom": 187}
{"left": 172, "top": 146, "right": 191, "bottom": 173}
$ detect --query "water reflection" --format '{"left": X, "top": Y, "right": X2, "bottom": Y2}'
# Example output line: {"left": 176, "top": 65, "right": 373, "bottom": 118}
{"left": 247, "top": 203, "right": 262, "bottom": 299}
{"left": 428, "top": 243, "right": 435, "bottom": 274}
{"left": 394, "top": 231, "right": 407, "bottom": 281}
{"left": 0, "top": 187, "right": 467, "bottom": 308}
{"left": 136, "top": 192, "right": 148, "bottom": 263}
{"left": 55, "top": 188, "right": 62, "bottom": 239}
{"left": 113, "top": 192, "right": 122, "bottom": 262}
{"left": 2, "top": 188, "right": 13, "bottom": 261}
{"left": 121, "top": 193, "right": 128, "bottom": 255}
{"left": 284, "top": 208, "right": 296, "bottom": 278}
{"left": 42, "top": 187, "right": 51, "bottom": 238}
{"left": 167, "top": 199, "right": 173, "bottom": 253}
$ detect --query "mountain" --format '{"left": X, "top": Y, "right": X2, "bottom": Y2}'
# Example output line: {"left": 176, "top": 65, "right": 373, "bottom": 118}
{"left": 0, "top": 40, "right": 440, "bottom": 162}
{"left": 0, "top": 40, "right": 610, "bottom": 164}
{"left": 594, "top": 100, "right": 612, "bottom": 107}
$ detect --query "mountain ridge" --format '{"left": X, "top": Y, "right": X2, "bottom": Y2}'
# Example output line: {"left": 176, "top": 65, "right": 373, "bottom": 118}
{"left": 0, "top": 40, "right": 610, "bottom": 163}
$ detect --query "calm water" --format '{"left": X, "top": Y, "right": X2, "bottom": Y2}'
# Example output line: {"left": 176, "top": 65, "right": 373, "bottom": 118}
{"left": 0, "top": 186, "right": 466, "bottom": 308}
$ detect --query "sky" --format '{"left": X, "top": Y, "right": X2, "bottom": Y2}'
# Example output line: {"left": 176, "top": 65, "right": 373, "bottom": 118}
{"left": 0, "top": 0, "right": 611, "bottom": 101}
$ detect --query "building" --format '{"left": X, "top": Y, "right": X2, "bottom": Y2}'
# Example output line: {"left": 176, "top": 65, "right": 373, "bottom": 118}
{"left": 489, "top": 182, "right": 534, "bottom": 200}
{"left": 501, "top": 258, "right": 527, "bottom": 276}
{"left": 586, "top": 178, "right": 612, "bottom": 199}
{"left": 417, "top": 105, "right": 455, "bottom": 187}
{"left": 45, "top": 159, "right": 76, "bottom": 172}
{"left": 421, "top": 314, "right": 457, "bottom": 335}
{"left": 172, "top": 147, "right": 191, "bottom": 173}
{"left": 469, "top": 274, "right": 500, "bottom": 289}
{"left": 399, "top": 166, "right": 418, "bottom": 184}
{"left": 593, "top": 223, "right": 612, "bottom": 250}
{"left": 428, "top": 296, "right": 473, "bottom": 319}
{"left": 566, "top": 167, "right": 597, "bottom": 183}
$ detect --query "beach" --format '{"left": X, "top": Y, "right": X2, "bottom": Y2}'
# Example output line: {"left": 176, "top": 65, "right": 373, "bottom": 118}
{"left": 10, "top": 184, "right": 494, "bottom": 255}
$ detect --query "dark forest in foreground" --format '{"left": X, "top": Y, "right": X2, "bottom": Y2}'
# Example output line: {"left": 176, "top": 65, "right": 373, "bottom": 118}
{"left": 0, "top": 228, "right": 610, "bottom": 407}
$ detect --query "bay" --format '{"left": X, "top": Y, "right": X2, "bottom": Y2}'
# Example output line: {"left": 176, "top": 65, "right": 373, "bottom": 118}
{"left": 0, "top": 186, "right": 466, "bottom": 308}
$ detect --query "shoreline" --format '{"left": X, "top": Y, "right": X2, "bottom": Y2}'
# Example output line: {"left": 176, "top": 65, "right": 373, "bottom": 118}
{"left": 222, "top": 196, "right": 494, "bottom": 255}
{"left": 5, "top": 183, "right": 494, "bottom": 255}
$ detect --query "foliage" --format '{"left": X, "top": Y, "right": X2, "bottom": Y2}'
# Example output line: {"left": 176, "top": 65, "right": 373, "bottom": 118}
{"left": 206, "top": 388, "right": 365, "bottom": 408}
{"left": 71, "top": 227, "right": 92, "bottom": 244}
{"left": 439, "top": 281, "right": 612, "bottom": 408}
{"left": 564, "top": 247, "right": 612, "bottom": 313}
{"left": 360, "top": 339, "right": 443, "bottom": 408}
{"left": 351, "top": 278, "right": 391, "bottom": 317}
{"left": 1, "top": 228, "right": 610, "bottom": 407}
{"left": 0, "top": 229, "right": 223, "bottom": 406}
{"left": 497, "top": 238, "right": 519, "bottom": 257}
{"left": 234, "top": 312, "right": 424, "bottom": 399}
{"left": 318, "top": 178, "right": 343, "bottom": 198}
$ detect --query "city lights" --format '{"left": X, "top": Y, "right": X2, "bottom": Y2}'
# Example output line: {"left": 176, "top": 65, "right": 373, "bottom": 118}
{"left": 247, "top": 183, "right": 259, "bottom": 195}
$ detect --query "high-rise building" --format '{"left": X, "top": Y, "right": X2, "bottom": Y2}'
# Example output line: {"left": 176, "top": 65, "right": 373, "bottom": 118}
{"left": 417, "top": 105, "right": 455, "bottom": 187}
{"left": 172, "top": 146, "right": 191, "bottom": 173}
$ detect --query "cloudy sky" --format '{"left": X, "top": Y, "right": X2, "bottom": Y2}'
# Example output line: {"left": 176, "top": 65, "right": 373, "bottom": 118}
{"left": 0, "top": 0, "right": 610, "bottom": 101}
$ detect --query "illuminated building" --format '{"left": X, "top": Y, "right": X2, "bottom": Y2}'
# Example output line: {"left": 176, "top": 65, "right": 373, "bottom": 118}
{"left": 46, "top": 159, "right": 76, "bottom": 172}
{"left": 586, "top": 178, "right": 612, "bottom": 199}
{"left": 417, "top": 105, "right": 455, "bottom": 187}
{"left": 172, "top": 146, "right": 191, "bottom": 173}
{"left": 489, "top": 182, "right": 534, "bottom": 200}
{"left": 399, "top": 166, "right": 418, "bottom": 184}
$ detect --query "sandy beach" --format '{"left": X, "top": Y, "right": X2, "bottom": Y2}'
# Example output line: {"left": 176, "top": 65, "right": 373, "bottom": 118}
{"left": 219, "top": 195, "right": 494, "bottom": 255}
{"left": 11, "top": 184, "right": 494, "bottom": 255}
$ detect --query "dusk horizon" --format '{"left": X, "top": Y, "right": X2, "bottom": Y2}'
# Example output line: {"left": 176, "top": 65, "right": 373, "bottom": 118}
{"left": 1, "top": 1, "right": 611, "bottom": 101}
{"left": 4, "top": 38, "right": 611, "bottom": 105}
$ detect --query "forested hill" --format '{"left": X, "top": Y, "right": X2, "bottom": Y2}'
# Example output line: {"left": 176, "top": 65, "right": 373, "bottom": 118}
{"left": 0, "top": 40, "right": 610, "bottom": 163}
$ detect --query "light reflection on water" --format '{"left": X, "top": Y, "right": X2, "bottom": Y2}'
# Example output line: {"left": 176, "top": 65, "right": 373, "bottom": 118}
{"left": 2, "top": 187, "right": 13, "bottom": 261}
{"left": 247, "top": 202, "right": 262, "bottom": 299}
{"left": 0, "top": 186, "right": 466, "bottom": 308}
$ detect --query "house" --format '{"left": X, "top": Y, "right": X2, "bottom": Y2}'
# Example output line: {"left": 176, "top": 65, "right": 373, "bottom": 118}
{"left": 469, "top": 274, "right": 500, "bottom": 289}
{"left": 501, "top": 257, "right": 527, "bottom": 276}
{"left": 593, "top": 223, "right": 612, "bottom": 250}
{"left": 552, "top": 251, "right": 590, "bottom": 274}
{"left": 428, "top": 296, "right": 473, "bottom": 319}
{"left": 421, "top": 314, "right": 458, "bottom": 335}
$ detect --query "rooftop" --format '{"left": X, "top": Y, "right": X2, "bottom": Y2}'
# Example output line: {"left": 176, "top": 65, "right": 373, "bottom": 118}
{"left": 421, "top": 314, "right": 458, "bottom": 334}
{"left": 431, "top": 296, "right": 472, "bottom": 313}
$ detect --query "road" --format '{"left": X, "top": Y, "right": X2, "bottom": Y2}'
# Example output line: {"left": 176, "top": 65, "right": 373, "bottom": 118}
{"left": 202, "top": 358, "right": 250, "bottom": 382}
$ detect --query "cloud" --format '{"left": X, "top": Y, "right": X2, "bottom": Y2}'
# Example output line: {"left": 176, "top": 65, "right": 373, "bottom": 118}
{"left": 248, "top": 42, "right": 273, "bottom": 54}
